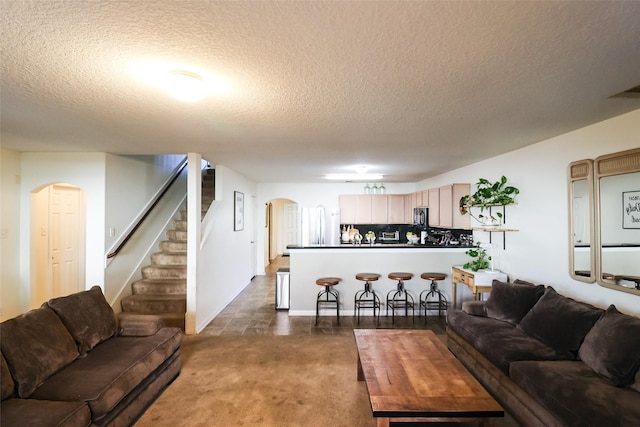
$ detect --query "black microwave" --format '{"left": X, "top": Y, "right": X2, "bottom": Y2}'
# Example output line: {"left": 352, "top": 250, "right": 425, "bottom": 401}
{"left": 413, "top": 207, "right": 429, "bottom": 228}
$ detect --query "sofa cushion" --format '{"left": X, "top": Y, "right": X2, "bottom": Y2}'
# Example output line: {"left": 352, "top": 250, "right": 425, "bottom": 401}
{"left": 484, "top": 279, "right": 544, "bottom": 325}
{"left": 1, "top": 353, "right": 15, "bottom": 400}
{"left": 47, "top": 285, "right": 117, "bottom": 356}
{"left": 510, "top": 360, "right": 640, "bottom": 426}
{"left": 518, "top": 287, "right": 603, "bottom": 356}
{"left": 578, "top": 305, "right": 640, "bottom": 387}
{"left": 0, "top": 306, "right": 79, "bottom": 397}
{"left": 447, "top": 309, "right": 572, "bottom": 373}
{"left": 0, "top": 398, "right": 92, "bottom": 427}
{"left": 117, "top": 313, "right": 164, "bottom": 337}
{"left": 29, "top": 327, "right": 182, "bottom": 420}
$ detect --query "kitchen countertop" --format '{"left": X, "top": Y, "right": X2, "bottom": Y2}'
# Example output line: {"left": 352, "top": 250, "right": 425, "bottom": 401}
{"left": 287, "top": 243, "right": 471, "bottom": 249}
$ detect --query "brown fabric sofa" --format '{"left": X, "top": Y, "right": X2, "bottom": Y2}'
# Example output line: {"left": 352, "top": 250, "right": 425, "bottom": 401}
{"left": 1, "top": 286, "right": 182, "bottom": 427}
{"left": 446, "top": 280, "right": 640, "bottom": 427}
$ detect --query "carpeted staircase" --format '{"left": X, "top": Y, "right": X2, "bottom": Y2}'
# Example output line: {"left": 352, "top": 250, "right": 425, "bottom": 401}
{"left": 120, "top": 168, "right": 215, "bottom": 330}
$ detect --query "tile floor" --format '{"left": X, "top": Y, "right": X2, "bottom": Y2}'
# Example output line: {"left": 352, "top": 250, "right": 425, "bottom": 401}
{"left": 200, "top": 256, "right": 447, "bottom": 336}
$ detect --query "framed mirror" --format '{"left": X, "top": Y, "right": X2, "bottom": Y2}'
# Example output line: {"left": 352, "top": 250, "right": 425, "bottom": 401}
{"left": 568, "top": 159, "right": 595, "bottom": 282}
{"left": 594, "top": 147, "right": 640, "bottom": 295}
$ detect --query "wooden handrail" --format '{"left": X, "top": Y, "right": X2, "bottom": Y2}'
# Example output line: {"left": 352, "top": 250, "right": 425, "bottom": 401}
{"left": 106, "top": 160, "right": 188, "bottom": 260}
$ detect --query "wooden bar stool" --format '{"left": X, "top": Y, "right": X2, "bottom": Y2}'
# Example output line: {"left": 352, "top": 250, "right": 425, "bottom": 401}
{"left": 354, "top": 273, "right": 381, "bottom": 325}
{"left": 315, "top": 277, "right": 341, "bottom": 326}
{"left": 386, "top": 272, "right": 414, "bottom": 323}
{"left": 419, "top": 272, "right": 448, "bottom": 322}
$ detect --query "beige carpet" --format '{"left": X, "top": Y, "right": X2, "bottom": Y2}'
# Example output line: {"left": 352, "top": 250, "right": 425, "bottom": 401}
{"left": 135, "top": 334, "right": 377, "bottom": 427}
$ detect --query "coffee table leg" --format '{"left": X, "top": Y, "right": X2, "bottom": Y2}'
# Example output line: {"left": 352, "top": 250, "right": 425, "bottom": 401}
{"left": 376, "top": 418, "right": 390, "bottom": 427}
{"left": 357, "top": 353, "right": 364, "bottom": 381}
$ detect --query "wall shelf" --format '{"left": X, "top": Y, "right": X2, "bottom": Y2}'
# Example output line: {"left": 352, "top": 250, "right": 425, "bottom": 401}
{"left": 465, "top": 204, "right": 518, "bottom": 249}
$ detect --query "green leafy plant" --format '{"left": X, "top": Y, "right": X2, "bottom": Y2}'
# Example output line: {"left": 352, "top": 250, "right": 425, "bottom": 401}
{"left": 463, "top": 246, "right": 491, "bottom": 271}
{"left": 459, "top": 176, "right": 519, "bottom": 223}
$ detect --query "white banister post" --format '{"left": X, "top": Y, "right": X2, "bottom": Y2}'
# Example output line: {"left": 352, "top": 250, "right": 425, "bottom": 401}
{"left": 185, "top": 153, "right": 201, "bottom": 334}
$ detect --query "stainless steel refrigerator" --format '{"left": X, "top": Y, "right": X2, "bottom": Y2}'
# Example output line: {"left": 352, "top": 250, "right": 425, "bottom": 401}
{"left": 300, "top": 206, "right": 341, "bottom": 246}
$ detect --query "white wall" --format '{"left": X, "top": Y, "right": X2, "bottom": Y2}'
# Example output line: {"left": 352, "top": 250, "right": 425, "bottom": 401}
{"left": 0, "top": 148, "right": 23, "bottom": 320}
{"left": 105, "top": 154, "right": 185, "bottom": 253}
{"left": 415, "top": 108, "right": 640, "bottom": 316}
{"left": 195, "top": 165, "right": 257, "bottom": 332}
{"left": 20, "top": 152, "right": 107, "bottom": 306}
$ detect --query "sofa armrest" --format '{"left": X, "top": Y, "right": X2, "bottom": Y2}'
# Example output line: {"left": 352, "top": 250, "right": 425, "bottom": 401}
{"left": 117, "top": 313, "right": 164, "bottom": 336}
{"left": 462, "top": 300, "right": 487, "bottom": 317}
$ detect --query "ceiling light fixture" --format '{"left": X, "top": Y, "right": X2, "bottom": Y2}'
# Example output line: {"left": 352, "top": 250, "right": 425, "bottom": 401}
{"left": 325, "top": 173, "right": 383, "bottom": 181}
{"left": 164, "top": 70, "right": 205, "bottom": 102}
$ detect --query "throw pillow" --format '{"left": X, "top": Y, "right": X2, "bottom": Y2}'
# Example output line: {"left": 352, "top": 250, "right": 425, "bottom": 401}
{"left": 0, "top": 306, "right": 79, "bottom": 397}
{"left": 47, "top": 285, "right": 117, "bottom": 356}
{"left": 578, "top": 305, "right": 640, "bottom": 387}
{"left": 484, "top": 280, "right": 544, "bottom": 325}
{"left": 518, "top": 287, "right": 603, "bottom": 355}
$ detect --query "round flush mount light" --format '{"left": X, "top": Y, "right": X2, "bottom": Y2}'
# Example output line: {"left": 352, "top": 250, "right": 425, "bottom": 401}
{"left": 164, "top": 70, "right": 205, "bottom": 102}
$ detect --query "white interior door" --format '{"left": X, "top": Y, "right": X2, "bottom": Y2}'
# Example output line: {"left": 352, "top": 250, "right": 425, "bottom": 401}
{"left": 249, "top": 195, "right": 256, "bottom": 278}
{"left": 50, "top": 184, "right": 81, "bottom": 297}
{"left": 285, "top": 202, "right": 298, "bottom": 249}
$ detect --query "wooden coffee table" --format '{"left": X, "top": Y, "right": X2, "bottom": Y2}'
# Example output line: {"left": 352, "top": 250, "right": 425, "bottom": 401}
{"left": 354, "top": 329, "right": 503, "bottom": 426}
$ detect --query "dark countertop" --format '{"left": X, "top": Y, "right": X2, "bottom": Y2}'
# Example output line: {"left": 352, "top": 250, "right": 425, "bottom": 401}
{"left": 287, "top": 243, "right": 470, "bottom": 249}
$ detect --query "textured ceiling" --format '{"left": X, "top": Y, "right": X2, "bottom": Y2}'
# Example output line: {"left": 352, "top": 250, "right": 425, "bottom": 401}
{"left": 2, "top": 1, "right": 640, "bottom": 183}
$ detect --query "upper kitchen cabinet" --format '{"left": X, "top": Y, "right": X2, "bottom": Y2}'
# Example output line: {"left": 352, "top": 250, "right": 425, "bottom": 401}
{"left": 438, "top": 184, "right": 470, "bottom": 229}
{"left": 371, "top": 195, "right": 388, "bottom": 223}
{"left": 387, "top": 195, "right": 406, "bottom": 223}
{"left": 428, "top": 188, "right": 440, "bottom": 226}
{"left": 338, "top": 195, "right": 356, "bottom": 224}
{"left": 421, "top": 189, "right": 430, "bottom": 207}
{"left": 404, "top": 194, "right": 414, "bottom": 224}
{"left": 339, "top": 194, "right": 408, "bottom": 224}
{"left": 412, "top": 191, "right": 423, "bottom": 209}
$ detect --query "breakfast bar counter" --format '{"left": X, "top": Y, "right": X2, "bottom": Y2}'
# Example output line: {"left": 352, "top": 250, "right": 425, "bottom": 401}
{"left": 286, "top": 244, "right": 470, "bottom": 317}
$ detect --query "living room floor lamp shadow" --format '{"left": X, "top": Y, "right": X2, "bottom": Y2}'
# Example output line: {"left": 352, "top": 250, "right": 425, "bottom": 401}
{"left": 234, "top": 191, "right": 244, "bottom": 231}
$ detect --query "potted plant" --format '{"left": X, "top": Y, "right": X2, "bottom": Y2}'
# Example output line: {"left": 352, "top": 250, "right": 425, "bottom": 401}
{"left": 463, "top": 246, "right": 491, "bottom": 271}
{"left": 459, "top": 176, "right": 519, "bottom": 226}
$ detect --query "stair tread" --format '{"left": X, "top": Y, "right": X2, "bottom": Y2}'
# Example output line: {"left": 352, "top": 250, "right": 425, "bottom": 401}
{"left": 133, "top": 278, "right": 186, "bottom": 283}
{"left": 143, "top": 264, "right": 186, "bottom": 269}
{"left": 124, "top": 294, "right": 186, "bottom": 301}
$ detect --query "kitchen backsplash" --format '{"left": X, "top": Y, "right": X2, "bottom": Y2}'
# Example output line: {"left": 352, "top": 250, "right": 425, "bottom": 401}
{"left": 339, "top": 224, "right": 473, "bottom": 245}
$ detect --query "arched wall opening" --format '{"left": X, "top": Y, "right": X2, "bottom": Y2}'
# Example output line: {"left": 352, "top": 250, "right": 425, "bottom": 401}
{"left": 30, "top": 182, "right": 86, "bottom": 307}
{"left": 265, "top": 198, "right": 298, "bottom": 265}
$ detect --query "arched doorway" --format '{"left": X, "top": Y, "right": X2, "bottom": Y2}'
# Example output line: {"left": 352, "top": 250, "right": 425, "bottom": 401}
{"left": 265, "top": 198, "right": 298, "bottom": 263}
{"left": 30, "top": 183, "right": 86, "bottom": 306}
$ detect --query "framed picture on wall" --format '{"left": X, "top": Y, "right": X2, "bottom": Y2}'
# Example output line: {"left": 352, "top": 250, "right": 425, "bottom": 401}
{"left": 622, "top": 190, "right": 640, "bottom": 229}
{"left": 234, "top": 191, "right": 244, "bottom": 231}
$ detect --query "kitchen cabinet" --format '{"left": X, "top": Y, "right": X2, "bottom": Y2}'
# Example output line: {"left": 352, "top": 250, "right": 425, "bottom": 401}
{"left": 355, "top": 195, "right": 373, "bottom": 223}
{"left": 338, "top": 184, "right": 470, "bottom": 226}
{"left": 438, "top": 184, "right": 470, "bottom": 229}
{"left": 421, "top": 190, "right": 430, "bottom": 207}
{"left": 428, "top": 188, "right": 440, "bottom": 226}
{"left": 371, "top": 195, "right": 388, "bottom": 223}
{"left": 387, "top": 195, "right": 405, "bottom": 223}
{"left": 338, "top": 195, "right": 356, "bottom": 224}
{"left": 412, "top": 191, "right": 423, "bottom": 209}
{"left": 404, "top": 194, "right": 414, "bottom": 224}
{"left": 339, "top": 194, "right": 406, "bottom": 224}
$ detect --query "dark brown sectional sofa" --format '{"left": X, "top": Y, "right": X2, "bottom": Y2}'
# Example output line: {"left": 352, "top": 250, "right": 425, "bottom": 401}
{"left": 1, "top": 286, "right": 182, "bottom": 427}
{"left": 446, "top": 280, "right": 640, "bottom": 427}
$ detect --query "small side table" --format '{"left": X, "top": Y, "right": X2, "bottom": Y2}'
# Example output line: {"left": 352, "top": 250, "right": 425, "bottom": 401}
{"left": 451, "top": 266, "right": 508, "bottom": 310}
